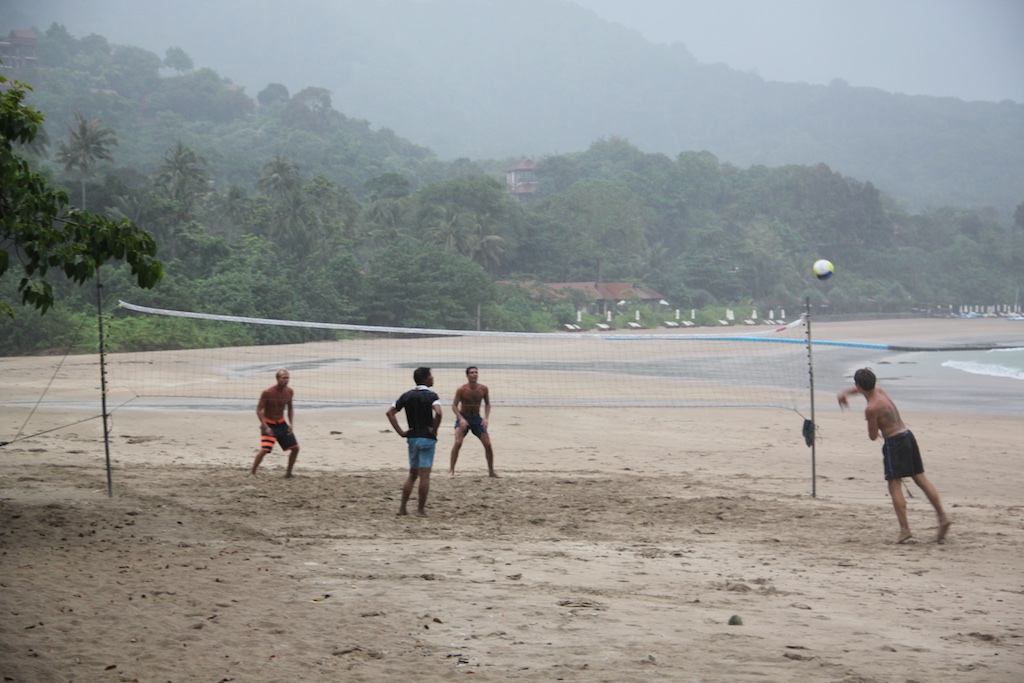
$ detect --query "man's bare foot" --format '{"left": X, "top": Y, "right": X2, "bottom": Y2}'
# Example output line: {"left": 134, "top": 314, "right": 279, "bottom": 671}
{"left": 895, "top": 529, "right": 913, "bottom": 544}
{"left": 448, "top": 471, "right": 455, "bottom": 479}
{"left": 416, "top": 509, "right": 428, "bottom": 517}
{"left": 397, "top": 509, "right": 408, "bottom": 516}
{"left": 936, "top": 517, "right": 952, "bottom": 543}
{"left": 284, "top": 472, "right": 294, "bottom": 479}
{"left": 489, "top": 471, "right": 500, "bottom": 478}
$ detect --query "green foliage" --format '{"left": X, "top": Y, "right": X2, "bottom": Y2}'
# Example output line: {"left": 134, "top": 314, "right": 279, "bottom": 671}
{"left": 0, "top": 276, "right": 95, "bottom": 352}
{"left": 691, "top": 307, "right": 732, "bottom": 328}
{"left": 530, "top": 178, "right": 650, "bottom": 282}
{"left": 296, "top": 253, "right": 365, "bottom": 324}
{"left": 413, "top": 174, "right": 518, "bottom": 274}
{"left": 144, "top": 68, "right": 254, "bottom": 122}
{"left": 107, "top": 45, "right": 163, "bottom": 100}
{"left": 257, "top": 83, "right": 289, "bottom": 107}
{"left": 105, "top": 314, "right": 253, "bottom": 352}
{"left": 54, "top": 111, "right": 117, "bottom": 209}
{"left": 479, "top": 283, "right": 557, "bottom": 332}
{"left": 163, "top": 46, "right": 193, "bottom": 74}
{"left": 154, "top": 141, "right": 211, "bottom": 220}
{"left": 2, "top": 22, "right": 1021, "bottom": 355}
{"left": 1, "top": 75, "right": 163, "bottom": 318}
{"left": 550, "top": 301, "right": 578, "bottom": 326}
{"left": 362, "top": 242, "right": 493, "bottom": 329}
{"left": 282, "top": 87, "right": 337, "bottom": 132}
{"left": 365, "top": 172, "right": 412, "bottom": 200}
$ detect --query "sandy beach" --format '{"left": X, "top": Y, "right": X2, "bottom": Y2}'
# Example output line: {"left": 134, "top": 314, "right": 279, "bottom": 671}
{"left": 1, "top": 318, "right": 1022, "bottom": 682}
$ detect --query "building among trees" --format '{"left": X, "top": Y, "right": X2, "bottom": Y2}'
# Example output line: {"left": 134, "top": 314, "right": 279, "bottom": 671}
{"left": 505, "top": 159, "right": 537, "bottom": 199}
{"left": 0, "top": 29, "right": 37, "bottom": 71}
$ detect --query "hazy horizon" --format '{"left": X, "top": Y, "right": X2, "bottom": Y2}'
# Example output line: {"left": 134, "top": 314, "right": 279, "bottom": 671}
{"left": 572, "top": 0, "right": 1024, "bottom": 104}
{"left": 3, "top": 0, "right": 1022, "bottom": 104}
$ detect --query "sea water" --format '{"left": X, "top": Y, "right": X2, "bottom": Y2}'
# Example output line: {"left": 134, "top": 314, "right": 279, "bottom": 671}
{"left": 940, "top": 347, "right": 1024, "bottom": 381}
{"left": 860, "top": 345, "right": 1024, "bottom": 415}
{"left": 810, "top": 334, "right": 1024, "bottom": 415}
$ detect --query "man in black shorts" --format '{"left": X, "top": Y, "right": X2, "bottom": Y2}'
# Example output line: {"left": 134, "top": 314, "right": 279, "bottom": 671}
{"left": 251, "top": 368, "right": 299, "bottom": 477}
{"left": 449, "top": 366, "right": 497, "bottom": 478}
{"left": 838, "top": 368, "right": 951, "bottom": 543}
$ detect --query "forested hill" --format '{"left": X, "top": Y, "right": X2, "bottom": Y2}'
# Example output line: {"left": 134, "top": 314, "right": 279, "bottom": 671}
{"left": 4, "top": 0, "right": 1023, "bottom": 218}
{"left": 1, "top": 15, "right": 1022, "bottom": 356}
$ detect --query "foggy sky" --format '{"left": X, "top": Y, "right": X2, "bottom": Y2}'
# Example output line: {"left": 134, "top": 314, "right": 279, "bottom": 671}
{"left": 5, "top": 0, "right": 1022, "bottom": 104}
{"left": 572, "top": 0, "right": 1024, "bottom": 103}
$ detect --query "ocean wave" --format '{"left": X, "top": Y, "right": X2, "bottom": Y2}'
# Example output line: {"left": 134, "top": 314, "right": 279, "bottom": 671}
{"left": 942, "top": 360, "right": 1024, "bottom": 381}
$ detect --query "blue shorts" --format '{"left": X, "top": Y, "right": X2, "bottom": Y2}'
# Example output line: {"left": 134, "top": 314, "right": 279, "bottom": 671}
{"left": 455, "top": 414, "right": 487, "bottom": 438}
{"left": 407, "top": 437, "right": 436, "bottom": 469}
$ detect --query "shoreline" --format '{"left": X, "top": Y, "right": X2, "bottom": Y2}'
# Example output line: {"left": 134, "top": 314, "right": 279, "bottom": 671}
{"left": 4, "top": 317, "right": 1021, "bottom": 418}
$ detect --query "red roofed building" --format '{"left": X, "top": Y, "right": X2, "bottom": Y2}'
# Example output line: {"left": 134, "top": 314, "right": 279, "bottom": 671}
{"left": 505, "top": 159, "right": 537, "bottom": 199}
{"left": 0, "top": 30, "right": 37, "bottom": 71}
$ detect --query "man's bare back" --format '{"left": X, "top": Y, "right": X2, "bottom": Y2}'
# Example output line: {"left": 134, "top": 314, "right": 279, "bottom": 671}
{"left": 865, "top": 387, "right": 906, "bottom": 439}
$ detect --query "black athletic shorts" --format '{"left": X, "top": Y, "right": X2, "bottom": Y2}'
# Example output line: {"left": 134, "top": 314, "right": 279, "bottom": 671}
{"left": 260, "top": 419, "right": 298, "bottom": 452}
{"left": 882, "top": 430, "right": 924, "bottom": 480}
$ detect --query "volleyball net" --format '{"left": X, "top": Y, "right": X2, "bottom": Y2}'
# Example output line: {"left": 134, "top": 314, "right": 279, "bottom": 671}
{"left": 108, "top": 301, "right": 820, "bottom": 412}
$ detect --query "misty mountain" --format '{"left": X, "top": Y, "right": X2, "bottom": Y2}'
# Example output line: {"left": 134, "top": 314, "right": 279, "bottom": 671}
{"left": 4, "top": 0, "right": 1023, "bottom": 218}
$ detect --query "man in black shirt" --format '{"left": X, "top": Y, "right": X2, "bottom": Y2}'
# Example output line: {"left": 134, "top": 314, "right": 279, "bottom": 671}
{"left": 386, "top": 367, "right": 443, "bottom": 516}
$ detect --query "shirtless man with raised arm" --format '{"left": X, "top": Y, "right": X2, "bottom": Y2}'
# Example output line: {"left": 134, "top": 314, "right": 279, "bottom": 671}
{"left": 838, "top": 367, "right": 951, "bottom": 543}
{"left": 449, "top": 366, "right": 497, "bottom": 478}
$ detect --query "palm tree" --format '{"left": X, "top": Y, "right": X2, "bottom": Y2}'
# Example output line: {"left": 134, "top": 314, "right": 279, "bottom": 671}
{"left": 276, "top": 192, "right": 311, "bottom": 253}
{"left": 467, "top": 226, "right": 505, "bottom": 276}
{"left": 216, "top": 185, "right": 251, "bottom": 240}
{"left": 362, "top": 198, "right": 410, "bottom": 247}
{"left": 426, "top": 208, "right": 474, "bottom": 253}
{"left": 54, "top": 112, "right": 117, "bottom": 211}
{"left": 155, "top": 141, "right": 211, "bottom": 222}
{"left": 257, "top": 154, "right": 302, "bottom": 204}
{"left": 107, "top": 193, "right": 148, "bottom": 223}
{"left": 256, "top": 155, "right": 307, "bottom": 248}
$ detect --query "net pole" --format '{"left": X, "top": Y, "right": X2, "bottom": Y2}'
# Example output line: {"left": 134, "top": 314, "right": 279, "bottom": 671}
{"left": 805, "top": 296, "right": 816, "bottom": 498}
{"left": 97, "top": 269, "right": 114, "bottom": 498}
